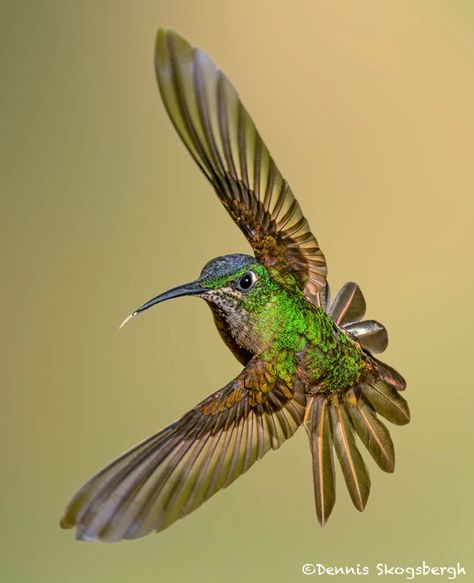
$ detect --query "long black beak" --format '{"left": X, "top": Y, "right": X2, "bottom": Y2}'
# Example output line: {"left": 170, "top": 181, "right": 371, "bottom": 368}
{"left": 119, "top": 280, "right": 206, "bottom": 328}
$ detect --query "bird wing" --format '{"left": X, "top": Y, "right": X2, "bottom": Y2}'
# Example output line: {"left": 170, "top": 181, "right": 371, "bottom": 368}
{"left": 61, "top": 355, "right": 306, "bottom": 541}
{"left": 155, "top": 29, "right": 327, "bottom": 306}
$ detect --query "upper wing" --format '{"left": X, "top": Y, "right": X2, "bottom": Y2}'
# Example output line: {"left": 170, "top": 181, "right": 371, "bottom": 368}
{"left": 155, "top": 29, "right": 327, "bottom": 305}
{"left": 61, "top": 356, "right": 306, "bottom": 542}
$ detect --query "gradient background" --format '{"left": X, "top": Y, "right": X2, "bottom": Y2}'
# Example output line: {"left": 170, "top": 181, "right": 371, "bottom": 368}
{"left": 1, "top": 1, "right": 473, "bottom": 581}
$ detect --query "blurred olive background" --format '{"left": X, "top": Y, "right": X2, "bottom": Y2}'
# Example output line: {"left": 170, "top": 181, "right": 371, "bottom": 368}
{"left": 1, "top": 1, "right": 473, "bottom": 581}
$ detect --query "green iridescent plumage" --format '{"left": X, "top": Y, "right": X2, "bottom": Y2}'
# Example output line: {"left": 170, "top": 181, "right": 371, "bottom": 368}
{"left": 60, "top": 29, "right": 409, "bottom": 542}
{"left": 203, "top": 262, "right": 366, "bottom": 391}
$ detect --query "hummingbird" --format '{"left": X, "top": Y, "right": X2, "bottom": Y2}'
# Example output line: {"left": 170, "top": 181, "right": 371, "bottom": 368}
{"left": 61, "top": 29, "right": 409, "bottom": 542}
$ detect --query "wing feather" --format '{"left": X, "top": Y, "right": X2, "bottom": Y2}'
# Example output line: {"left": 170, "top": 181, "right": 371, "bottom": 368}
{"left": 155, "top": 29, "right": 327, "bottom": 304}
{"left": 61, "top": 357, "right": 305, "bottom": 541}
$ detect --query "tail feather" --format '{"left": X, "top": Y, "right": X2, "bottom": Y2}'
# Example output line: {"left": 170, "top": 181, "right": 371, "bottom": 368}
{"left": 305, "top": 381, "right": 405, "bottom": 523}
{"left": 328, "top": 397, "right": 371, "bottom": 512}
{"left": 344, "top": 320, "right": 388, "bottom": 354}
{"left": 327, "top": 282, "right": 366, "bottom": 325}
{"left": 371, "top": 356, "right": 407, "bottom": 391}
{"left": 304, "top": 396, "right": 336, "bottom": 526}
{"left": 344, "top": 389, "right": 395, "bottom": 472}
{"left": 362, "top": 380, "right": 410, "bottom": 426}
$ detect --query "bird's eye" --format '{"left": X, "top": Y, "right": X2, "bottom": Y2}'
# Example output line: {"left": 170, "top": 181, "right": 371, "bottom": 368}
{"left": 236, "top": 271, "right": 257, "bottom": 292}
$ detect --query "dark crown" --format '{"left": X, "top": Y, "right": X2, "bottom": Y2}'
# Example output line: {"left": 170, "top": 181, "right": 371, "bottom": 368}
{"left": 200, "top": 254, "right": 256, "bottom": 281}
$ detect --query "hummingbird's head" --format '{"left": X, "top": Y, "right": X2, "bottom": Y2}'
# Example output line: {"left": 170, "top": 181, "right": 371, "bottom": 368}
{"left": 121, "top": 253, "right": 279, "bottom": 352}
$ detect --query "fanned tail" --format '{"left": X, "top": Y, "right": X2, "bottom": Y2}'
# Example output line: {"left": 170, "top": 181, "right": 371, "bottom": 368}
{"left": 305, "top": 282, "right": 409, "bottom": 526}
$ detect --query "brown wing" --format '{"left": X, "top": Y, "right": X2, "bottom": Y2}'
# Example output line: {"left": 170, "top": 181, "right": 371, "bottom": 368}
{"left": 61, "top": 356, "right": 306, "bottom": 542}
{"left": 155, "top": 29, "right": 327, "bottom": 305}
